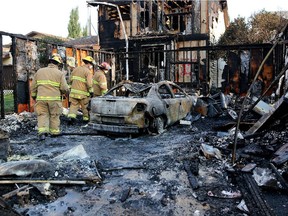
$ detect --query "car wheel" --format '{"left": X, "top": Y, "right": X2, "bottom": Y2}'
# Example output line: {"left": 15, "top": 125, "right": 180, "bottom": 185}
{"left": 155, "top": 116, "right": 165, "bottom": 134}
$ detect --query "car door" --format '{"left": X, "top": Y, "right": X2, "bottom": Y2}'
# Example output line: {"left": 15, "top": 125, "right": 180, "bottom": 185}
{"left": 168, "top": 83, "right": 192, "bottom": 120}
{"left": 158, "top": 84, "right": 180, "bottom": 125}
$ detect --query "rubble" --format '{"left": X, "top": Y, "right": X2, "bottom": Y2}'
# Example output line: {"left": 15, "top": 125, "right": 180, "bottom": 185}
{"left": 272, "top": 143, "right": 288, "bottom": 165}
{"left": 246, "top": 91, "right": 288, "bottom": 135}
{"left": 53, "top": 144, "right": 89, "bottom": 161}
{"left": 0, "top": 90, "right": 287, "bottom": 215}
{"left": 0, "top": 128, "right": 9, "bottom": 161}
{"left": 0, "top": 112, "right": 36, "bottom": 134}
{"left": 0, "top": 160, "right": 52, "bottom": 177}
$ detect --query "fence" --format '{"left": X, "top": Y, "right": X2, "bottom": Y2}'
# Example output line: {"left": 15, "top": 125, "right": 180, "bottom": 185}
{"left": 114, "top": 43, "right": 286, "bottom": 96}
{"left": 1, "top": 32, "right": 287, "bottom": 118}
{"left": 0, "top": 32, "right": 113, "bottom": 118}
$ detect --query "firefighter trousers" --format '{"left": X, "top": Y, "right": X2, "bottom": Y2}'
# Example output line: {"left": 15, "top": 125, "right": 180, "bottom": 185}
{"left": 68, "top": 97, "right": 90, "bottom": 120}
{"left": 35, "top": 100, "right": 62, "bottom": 135}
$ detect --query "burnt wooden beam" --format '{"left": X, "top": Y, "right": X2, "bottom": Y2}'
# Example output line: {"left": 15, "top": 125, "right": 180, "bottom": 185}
{"left": 2, "top": 185, "right": 31, "bottom": 200}
{"left": 165, "top": 12, "right": 192, "bottom": 16}
{"left": 0, "top": 178, "right": 101, "bottom": 185}
{"left": 236, "top": 173, "right": 275, "bottom": 216}
{"left": 183, "top": 160, "right": 199, "bottom": 189}
{"left": 120, "top": 187, "right": 131, "bottom": 202}
{"left": 270, "top": 163, "right": 288, "bottom": 191}
{"left": 246, "top": 92, "right": 288, "bottom": 135}
{"left": 11, "top": 36, "right": 17, "bottom": 113}
{"left": 0, "top": 197, "right": 22, "bottom": 216}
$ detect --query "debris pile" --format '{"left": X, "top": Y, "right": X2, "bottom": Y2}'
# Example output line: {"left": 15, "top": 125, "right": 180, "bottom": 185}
{"left": 0, "top": 91, "right": 287, "bottom": 215}
{"left": 0, "top": 112, "right": 36, "bottom": 135}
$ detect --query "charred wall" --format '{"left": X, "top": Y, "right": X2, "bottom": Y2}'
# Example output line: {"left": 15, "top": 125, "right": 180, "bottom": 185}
{"left": 93, "top": 0, "right": 227, "bottom": 88}
{"left": 0, "top": 32, "right": 108, "bottom": 116}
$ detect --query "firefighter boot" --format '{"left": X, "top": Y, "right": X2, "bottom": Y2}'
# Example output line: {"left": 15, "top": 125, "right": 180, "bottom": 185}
{"left": 38, "top": 134, "right": 46, "bottom": 141}
{"left": 83, "top": 116, "right": 89, "bottom": 123}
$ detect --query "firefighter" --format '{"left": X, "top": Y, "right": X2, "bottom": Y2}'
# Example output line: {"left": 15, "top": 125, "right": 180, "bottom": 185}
{"left": 66, "top": 56, "right": 76, "bottom": 78}
{"left": 31, "top": 55, "right": 69, "bottom": 141}
{"left": 67, "top": 56, "right": 95, "bottom": 123}
{"left": 92, "top": 62, "right": 111, "bottom": 96}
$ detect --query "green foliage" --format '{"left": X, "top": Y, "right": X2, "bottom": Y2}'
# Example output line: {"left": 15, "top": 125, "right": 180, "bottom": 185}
{"left": 68, "top": 7, "right": 82, "bottom": 38}
{"left": 4, "top": 93, "right": 14, "bottom": 113}
{"left": 42, "top": 36, "right": 66, "bottom": 44}
{"left": 217, "top": 17, "right": 249, "bottom": 45}
{"left": 82, "top": 25, "right": 88, "bottom": 37}
{"left": 217, "top": 10, "right": 286, "bottom": 46}
{"left": 38, "top": 41, "right": 49, "bottom": 66}
{"left": 248, "top": 10, "right": 285, "bottom": 43}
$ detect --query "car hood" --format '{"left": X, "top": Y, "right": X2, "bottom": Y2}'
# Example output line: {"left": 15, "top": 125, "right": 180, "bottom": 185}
{"left": 91, "top": 97, "right": 149, "bottom": 116}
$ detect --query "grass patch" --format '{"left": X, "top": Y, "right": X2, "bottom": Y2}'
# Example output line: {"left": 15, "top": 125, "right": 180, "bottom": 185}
{"left": 4, "top": 93, "right": 15, "bottom": 113}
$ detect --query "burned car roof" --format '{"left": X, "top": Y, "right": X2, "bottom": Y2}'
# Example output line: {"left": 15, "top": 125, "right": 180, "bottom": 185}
{"left": 112, "top": 81, "right": 151, "bottom": 94}
{"left": 89, "top": 80, "right": 196, "bottom": 135}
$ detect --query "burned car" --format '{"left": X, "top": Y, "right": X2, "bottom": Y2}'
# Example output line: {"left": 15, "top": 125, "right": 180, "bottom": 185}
{"left": 89, "top": 80, "right": 196, "bottom": 134}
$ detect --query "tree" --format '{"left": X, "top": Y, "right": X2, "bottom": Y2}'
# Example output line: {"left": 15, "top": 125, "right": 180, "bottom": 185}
{"left": 248, "top": 10, "right": 285, "bottom": 43}
{"left": 82, "top": 25, "right": 88, "bottom": 37}
{"left": 38, "top": 36, "right": 67, "bottom": 66}
{"left": 68, "top": 7, "right": 82, "bottom": 38}
{"left": 217, "top": 10, "right": 286, "bottom": 45}
{"left": 217, "top": 17, "right": 249, "bottom": 45}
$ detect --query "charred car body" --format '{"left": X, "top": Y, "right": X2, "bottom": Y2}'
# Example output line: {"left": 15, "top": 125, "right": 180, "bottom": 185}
{"left": 89, "top": 81, "right": 196, "bottom": 134}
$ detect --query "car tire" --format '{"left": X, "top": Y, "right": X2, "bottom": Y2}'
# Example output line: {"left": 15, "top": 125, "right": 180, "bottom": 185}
{"left": 155, "top": 116, "right": 165, "bottom": 134}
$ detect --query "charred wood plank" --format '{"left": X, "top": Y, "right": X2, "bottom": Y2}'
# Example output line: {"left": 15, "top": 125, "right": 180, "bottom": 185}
{"left": 246, "top": 92, "right": 288, "bottom": 135}
{"left": 272, "top": 153, "right": 288, "bottom": 166}
{"left": 236, "top": 173, "right": 275, "bottom": 216}
{"left": 270, "top": 163, "right": 288, "bottom": 191}
{"left": 93, "top": 160, "right": 102, "bottom": 180}
{"left": 243, "top": 131, "right": 266, "bottom": 139}
{"left": 120, "top": 187, "right": 131, "bottom": 202}
{"left": 183, "top": 160, "right": 199, "bottom": 190}
{"left": 271, "top": 143, "right": 288, "bottom": 166}
{"left": 2, "top": 185, "right": 32, "bottom": 200}
{"left": 0, "top": 179, "right": 98, "bottom": 185}
{"left": 102, "top": 166, "right": 145, "bottom": 172}
{"left": 0, "top": 197, "right": 22, "bottom": 216}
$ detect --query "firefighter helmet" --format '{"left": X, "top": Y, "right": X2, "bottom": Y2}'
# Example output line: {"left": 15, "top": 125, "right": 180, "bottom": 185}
{"left": 67, "top": 56, "right": 76, "bottom": 68}
{"left": 82, "top": 56, "right": 96, "bottom": 65}
{"left": 98, "top": 62, "right": 111, "bottom": 70}
{"left": 50, "top": 54, "right": 62, "bottom": 65}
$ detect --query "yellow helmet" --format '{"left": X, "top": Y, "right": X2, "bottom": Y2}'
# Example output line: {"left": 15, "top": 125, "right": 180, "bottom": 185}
{"left": 82, "top": 56, "right": 96, "bottom": 65}
{"left": 50, "top": 54, "right": 62, "bottom": 65}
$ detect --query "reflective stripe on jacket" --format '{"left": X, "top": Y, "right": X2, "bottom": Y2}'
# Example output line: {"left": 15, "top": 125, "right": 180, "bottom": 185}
{"left": 92, "top": 69, "right": 108, "bottom": 96}
{"left": 69, "top": 65, "right": 93, "bottom": 99}
{"left": 30, "top": 64, "right": 69, "bottom": 101}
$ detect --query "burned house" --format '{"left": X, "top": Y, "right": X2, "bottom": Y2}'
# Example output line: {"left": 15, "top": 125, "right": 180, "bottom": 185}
{"left": 87, "top": 0, "right": 288, "bottom": 100}
{"left": 87, "top": 0, "right": 229, "bottom": 90}
{"left": 1, "top": 1, "right": 287, "bottom": 122}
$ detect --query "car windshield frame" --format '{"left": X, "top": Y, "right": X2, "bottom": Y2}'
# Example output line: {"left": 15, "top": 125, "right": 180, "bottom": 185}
{"left": 105, "top": 82, "right": 152, "bottom": 97}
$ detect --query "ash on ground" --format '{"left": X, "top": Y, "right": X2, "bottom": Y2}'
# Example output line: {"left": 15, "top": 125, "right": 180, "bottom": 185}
{"left": 0, "top": 107, "right": 288, "bottom": 216}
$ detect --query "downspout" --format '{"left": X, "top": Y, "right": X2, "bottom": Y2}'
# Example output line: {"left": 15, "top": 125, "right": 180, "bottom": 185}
{"left": 116, "top": 5, "right": 129, "bottom": 80}
{"left": 87, "top": 1, "right": 129, "bottom": 80}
